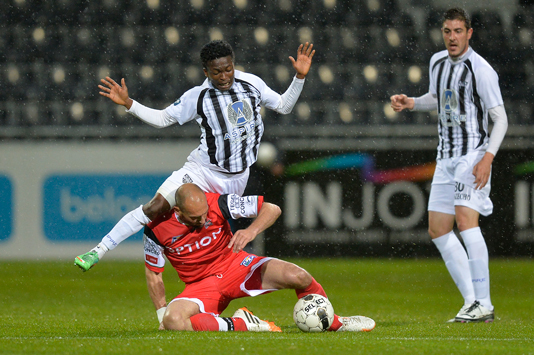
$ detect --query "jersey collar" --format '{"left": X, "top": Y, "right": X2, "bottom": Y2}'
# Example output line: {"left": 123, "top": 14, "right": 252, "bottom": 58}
{"left": 448, "top": 47, "right": 473, "bottom": 65}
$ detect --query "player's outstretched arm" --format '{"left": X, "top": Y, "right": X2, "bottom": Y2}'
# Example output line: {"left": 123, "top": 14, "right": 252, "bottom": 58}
{"left": 98, "top": 77, "right": 134, "bottom": 109}
{"left": 289, "top": 42, "right": 315, "bottom": 79}
{"left": 146, "top": 266, "right": 167, "bottom": 329}
{"left": 390, "top": 94, "right": 414, "bottom": 112}
{"left": 228, "top": 202, "right": 281, "bottom": 253}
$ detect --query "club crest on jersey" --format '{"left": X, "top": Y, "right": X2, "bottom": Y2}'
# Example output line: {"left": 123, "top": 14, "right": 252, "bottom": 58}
{"left": 439, "top": 89, "right": 465, "bottom": 126}
{"left": 204, "top": 218, "right": 213, "bottom": 229}
{"left": 240, "top": 255, "right": 255, "bottom": 266}
{"left": 227, "top": 100, "right": 253, "bottom": 127}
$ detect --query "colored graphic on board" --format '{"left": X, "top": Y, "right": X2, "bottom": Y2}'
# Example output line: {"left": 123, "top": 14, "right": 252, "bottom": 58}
{"left": 514, "top": 161, "right": 534, "bottom": 176}
{"left": 43, "top": 174, "right": 168, "bottom": 241}
{"left": 284, "top": 153, "right": 436, "bottom": 183}
{"left": 0, "top": 176, "right": 13, "bottom": 241}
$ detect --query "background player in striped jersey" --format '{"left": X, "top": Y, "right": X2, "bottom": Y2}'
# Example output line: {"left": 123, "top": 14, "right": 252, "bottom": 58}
{"left": 390, "top": 7, "right": 508, "bottom": 323}
{"left": 143, "top": 183, "right": 375, "bottom": 332}
{"left": 75, "top": 40, "right": 315, "bottom": 271}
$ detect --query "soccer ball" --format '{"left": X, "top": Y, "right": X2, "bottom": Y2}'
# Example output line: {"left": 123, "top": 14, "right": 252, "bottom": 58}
{"left": 293, "top": 294, "right": 334, "bottom": 332}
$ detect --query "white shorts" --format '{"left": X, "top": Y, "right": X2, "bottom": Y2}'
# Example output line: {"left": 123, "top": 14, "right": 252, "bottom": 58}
{"left": 428, "top": 151, "right": 493, "bottom": 216}
{"left": 157, "top": 159, "right": 250, "bottom": 207}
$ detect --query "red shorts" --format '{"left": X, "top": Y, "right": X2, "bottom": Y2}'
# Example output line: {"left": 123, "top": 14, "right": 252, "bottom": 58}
{"left": 169, "top": 252, "right": 275, "bottom": 316}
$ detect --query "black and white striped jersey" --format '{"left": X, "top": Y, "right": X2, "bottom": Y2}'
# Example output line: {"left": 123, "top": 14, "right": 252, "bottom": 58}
{"left": 164, "top": 70, "right": 281, "bottom": 173}
{"left": 428, "top": 47, "right": 504, "bottom": 160}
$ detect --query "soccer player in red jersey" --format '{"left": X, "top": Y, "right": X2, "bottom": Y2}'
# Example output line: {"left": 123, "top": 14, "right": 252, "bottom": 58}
{"left": 143, "top": 183, "right": 375, "bottom": 332}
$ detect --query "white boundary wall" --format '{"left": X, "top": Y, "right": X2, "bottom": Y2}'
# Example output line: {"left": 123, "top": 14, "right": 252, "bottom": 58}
{"left": 0, "top": 141, "right": 198, "bottom": 260}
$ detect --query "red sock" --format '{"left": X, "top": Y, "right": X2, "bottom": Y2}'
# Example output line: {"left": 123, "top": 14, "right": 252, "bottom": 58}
{"left": 232, "top": 318, "right": 248, "bottom": 331}
{"left": 190, "top": 313, "right": 248, "bottom": 331}
{"left": 295, "top": 277, "right": 327, "bottom": 299}
{"left": 328, "top": 315, "right": 342, "bottom": 332}
{"left": 295, "top": 278, "right": 342, "bottom": 331}
{"left": 190, "top": 313, "right": 220, "bottom": 331}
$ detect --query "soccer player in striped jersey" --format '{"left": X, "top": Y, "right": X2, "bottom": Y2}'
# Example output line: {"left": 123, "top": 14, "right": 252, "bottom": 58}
{"left": 390, "top": 7, "right": 508, "bottom": 323}
{"left": 75, "top": 40, "right": 314, "bottom": 271}
{"left": 143, "top": 183, "right": 375, "bottom": 332}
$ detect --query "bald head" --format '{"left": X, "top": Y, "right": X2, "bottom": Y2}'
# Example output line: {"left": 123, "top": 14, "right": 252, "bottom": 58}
{"left": 174, "top": 184, "right": 208, "bottom": 228}
{"left": 175, "top": 183, "right": 206, "bottom": 210}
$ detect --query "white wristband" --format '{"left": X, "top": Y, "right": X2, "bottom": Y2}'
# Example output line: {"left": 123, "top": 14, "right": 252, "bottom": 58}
{"left": 156, "top": 307, "right": 166, "bottom": 323}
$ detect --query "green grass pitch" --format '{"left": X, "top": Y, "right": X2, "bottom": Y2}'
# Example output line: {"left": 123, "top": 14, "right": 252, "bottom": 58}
{"left": 1, "top": 258, "right": 533, "bottom": 354}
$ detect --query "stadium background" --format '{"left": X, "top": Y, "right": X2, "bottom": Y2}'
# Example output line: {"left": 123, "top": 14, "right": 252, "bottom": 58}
{"left": 1, "top": 0, "right": 534, "bottom": 260}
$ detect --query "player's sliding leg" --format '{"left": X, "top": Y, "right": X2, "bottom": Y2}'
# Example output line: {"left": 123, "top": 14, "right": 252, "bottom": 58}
{"left": 293, "top": 276, "right": 375, "bottom": 332}
{"left": 163, "top": 299, "right": 280, "bottom": 332}
{"left": 262, "top": 259, "right": 375, "bottom": 332}
{"left": 188, "top": 309, "right": 281, "bottom": 332}
{"left": 74, "top": 194, "right": 170, "bottom": 271}
{"left": 231, "top": 307, "right": 281, "bottom": 332}
{"left": 294, "top": 274, "right": 375, "bottom": 332}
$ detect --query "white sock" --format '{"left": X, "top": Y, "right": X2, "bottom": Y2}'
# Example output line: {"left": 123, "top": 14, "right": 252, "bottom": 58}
{"left": 100, "top": 205, "right": 151, "bottom": 251}
{"left": 91, "top": 243, "right": 109, "bottom": 259}
{"left": 432, "top": 231, "right": 475, "bottom": 305}
{"left": 215, "top": 317, "right": 233, "bottom": 331}
{"left": 461, "top": 227, "right": 493, "bottom": 311}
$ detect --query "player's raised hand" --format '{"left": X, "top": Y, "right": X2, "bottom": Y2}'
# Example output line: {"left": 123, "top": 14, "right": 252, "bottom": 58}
{"left": 289, "top": 42, "right": 315, "bottom": 79}
{"left": 390, "top": 94, "right": 415, "bottom": 112}
{"left": 98, "top": 77, "right": 133, "bottom": 109}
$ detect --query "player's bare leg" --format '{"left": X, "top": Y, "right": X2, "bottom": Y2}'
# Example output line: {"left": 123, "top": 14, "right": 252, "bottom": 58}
{"left": 162, "top": 299, "right": 199, "bottom": 331}
{"left": 260, "top": 259, "right": 312, "bottom": 290}
{"left": 163, "top": 299, "right": 280, "bottom": 332}
{"left": 261, "top": 259, "right": 374, "bottom": 332}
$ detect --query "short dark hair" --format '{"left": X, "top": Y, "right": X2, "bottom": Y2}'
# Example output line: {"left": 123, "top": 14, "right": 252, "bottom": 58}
{"left": 442, "top": 7, "right": 471, "bottom": 29}
{"left": 200, "top": 40, "right": 235, "bottom": 69}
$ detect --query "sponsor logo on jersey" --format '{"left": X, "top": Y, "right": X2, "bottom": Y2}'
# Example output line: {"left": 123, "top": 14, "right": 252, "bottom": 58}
{"left": 240, "top": 255, "right": 255, "bottom": 266}
{"left": 223, "top": 122, "right": 256, "bottom": 143}
{"left": 146, "top": 254, "right": 158, "bottom": 264}
{"left": 144, "top": 236, "right": 161, "bottom": 255}
{"left": 173, "top": 98, "right": 181, "bottom": 106}
{"left": 229, "top": 194, "right": 255, "bottom": 216}
{"left": 165, "top": 227, "right": 222, "bottom": 255}
{"left": 439, "top": 89, "right": 466, "bottom": 126}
